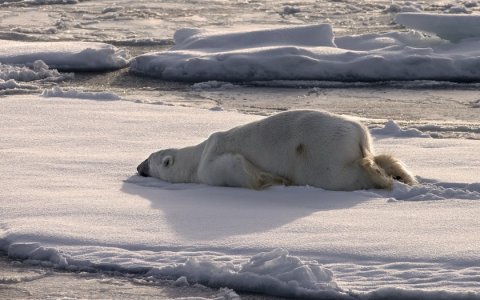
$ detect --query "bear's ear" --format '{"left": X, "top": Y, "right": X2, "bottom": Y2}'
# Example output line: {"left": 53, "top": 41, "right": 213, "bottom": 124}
{"left": 162, "top": 155, "right": 174, "bottom": 168}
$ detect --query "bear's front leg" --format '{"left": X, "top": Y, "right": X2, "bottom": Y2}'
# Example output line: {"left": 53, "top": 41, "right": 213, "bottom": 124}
{"left": 197, "top": 152, "right": 290, "bottom": 189}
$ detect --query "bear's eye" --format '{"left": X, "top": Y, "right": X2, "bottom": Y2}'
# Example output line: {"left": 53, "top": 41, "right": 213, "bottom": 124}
{"left": 393, "top": 176, "right": 403, "bottom": 181}
{"left": 162, "top": 156, "right": 173, "bottom": 168}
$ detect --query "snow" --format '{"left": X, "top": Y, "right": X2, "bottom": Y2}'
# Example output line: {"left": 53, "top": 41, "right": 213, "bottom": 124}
{"left": 395, "top": 13, "right": 480, "bottom": 42}
{"left": 41, "top": 86, "right": 121, "bottom": 101}
{"left": 0, "top": 40, "right": 129, "bottom": 71}
{"left": 1, "top": 1, "right": 480, "bottom": 298}
{"left": 1, "top": 96, "right": 480, "bottom": 299}
{"left": 130, "top": 24, "right": 480, "bottom": 82}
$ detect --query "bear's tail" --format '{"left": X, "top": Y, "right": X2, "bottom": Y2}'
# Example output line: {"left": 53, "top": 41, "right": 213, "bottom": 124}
{"left": 359, "top": 154, "right": 394, "bottom": 189}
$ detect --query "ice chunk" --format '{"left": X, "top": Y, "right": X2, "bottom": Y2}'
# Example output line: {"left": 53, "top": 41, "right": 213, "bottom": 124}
{"left": 25, "top": 0, "right": 78, "bottom": 4}
{"left": 371, "top": 120, "right": 430, "bottom": 138}
{"left": 41, "top": 86, "right": 121, "bottom": 101}
{"left": 191, "top": 81, "right": 236, "bottom": 90}
{"left": 0, "top": 60, "right": 71, "bottom": 82}
{"left": 395, "top": 13, "right": 480, "bottom": 42}
{"left": 8, "top": 243, "right": 68, "bottom": 267}
{"left": 0, "top": 79, "right": 22, "bottom": 90}
{"left": 384, "top": 3, "right": 422, "bottom": 13}
{"left": 0, "top": 79, "right": 38, "bottom": 94}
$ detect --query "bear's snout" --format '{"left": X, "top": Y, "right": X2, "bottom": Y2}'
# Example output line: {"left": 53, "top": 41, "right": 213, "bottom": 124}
{"left": 137, "top": 159, "right": 150, "bottom": 177}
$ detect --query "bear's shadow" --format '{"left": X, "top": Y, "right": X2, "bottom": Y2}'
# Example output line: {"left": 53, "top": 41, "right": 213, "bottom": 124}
{"left": 121, "top": 175, "right": 373, "bottom": 241}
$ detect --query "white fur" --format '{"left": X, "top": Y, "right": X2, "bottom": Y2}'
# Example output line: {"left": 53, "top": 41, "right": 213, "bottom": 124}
{"left": 139, "top": 110, "right": 416, "bottom": 191}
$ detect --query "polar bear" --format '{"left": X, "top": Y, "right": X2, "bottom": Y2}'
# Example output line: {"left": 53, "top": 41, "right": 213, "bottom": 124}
{"left": 137, "top": 110, "right": 416, "bottom": 191}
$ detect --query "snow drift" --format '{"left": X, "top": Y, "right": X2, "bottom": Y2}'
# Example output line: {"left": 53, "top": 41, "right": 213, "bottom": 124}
{"left": 131, "top": 21, "right": 480, "bottom": 82}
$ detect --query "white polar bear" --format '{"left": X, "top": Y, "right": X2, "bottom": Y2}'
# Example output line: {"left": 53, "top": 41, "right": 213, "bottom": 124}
{"left": 137, "top": 110, "right": 416, "bottom": 191}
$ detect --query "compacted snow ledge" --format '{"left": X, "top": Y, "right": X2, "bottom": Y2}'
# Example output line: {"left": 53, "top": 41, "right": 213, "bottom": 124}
{"left": 2, "top": 243, "right": 479, "bottom": 300}
{"left": 1, "top": 244, "right": 348, "bottom": 299}
{"left": 130, "top": 23, "right": 480, "bottom": 82}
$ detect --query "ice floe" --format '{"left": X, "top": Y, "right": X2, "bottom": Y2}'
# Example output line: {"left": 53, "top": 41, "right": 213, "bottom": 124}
{"left": 1, "top": 97, "right": 480, "bottom": 299}
{"left": 0, "top": 40, "right": 129, "bottom": 71}
{"left": 131, "top": 22, "right": 480, "bottom": 82}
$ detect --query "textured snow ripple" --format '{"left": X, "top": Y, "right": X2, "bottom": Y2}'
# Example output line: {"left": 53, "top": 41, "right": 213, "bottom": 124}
{"left": 378, "top": 180, "right": 480, "bottom": 201}
{"left": 329, "top": 261, "right": 480, "bottom": 299}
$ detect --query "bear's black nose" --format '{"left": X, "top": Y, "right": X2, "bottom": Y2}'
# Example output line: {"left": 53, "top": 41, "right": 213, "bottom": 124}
{"left": 137, "top": 159, "right": 150, "bottom": 177}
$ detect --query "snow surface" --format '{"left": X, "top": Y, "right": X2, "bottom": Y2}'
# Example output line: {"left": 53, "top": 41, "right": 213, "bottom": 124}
{"left": 1, "top": 1, "right": 480, "bottom": 298}
{"left": 0, "top": 40, "right": 129, "bottom": 71}
{"left": 130, "top": 23, "right": 480, "bottom": 82}
{"left": 395, "top": 13, "right": 480, "bottom": 42}
{"left": 1, "top": 96, "right": 480, "bottom": 299}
